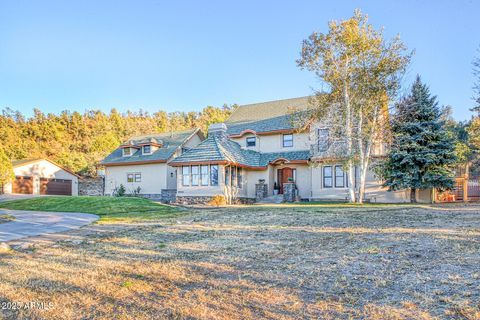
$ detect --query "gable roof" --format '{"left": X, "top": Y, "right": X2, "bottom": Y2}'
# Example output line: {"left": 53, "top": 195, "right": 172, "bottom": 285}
{"left": 12, "top": 158, "right": 81, "bottom": 178}
{"left": 170, "top": 132, "right": 310, "bottom": 169}
{"left": 226, "top": 96, "right": 312, "bottom": 136}
{"left": 101, "top": 129, "right": 203, "bottom": 166}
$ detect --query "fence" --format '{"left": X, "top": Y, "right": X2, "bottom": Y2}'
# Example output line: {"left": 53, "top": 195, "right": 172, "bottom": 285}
{"left": 436, "top": 176, "right": 480, "bottom": 202}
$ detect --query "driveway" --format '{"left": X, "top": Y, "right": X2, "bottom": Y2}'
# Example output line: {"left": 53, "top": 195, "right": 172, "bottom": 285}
{"left": 0, "top": 210, "right": 98, "bottom": 242}
{"left": 0, "top": 194, "right": 40, "bottom": 202}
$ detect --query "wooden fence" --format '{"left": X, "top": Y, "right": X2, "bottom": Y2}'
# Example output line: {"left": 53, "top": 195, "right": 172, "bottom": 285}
{"left": 436, "top": 176, "right": 480, "bottom": 202}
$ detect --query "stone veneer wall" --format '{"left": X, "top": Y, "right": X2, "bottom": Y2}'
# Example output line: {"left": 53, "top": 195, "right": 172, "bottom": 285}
{"left": 161, "top": 189, "right": 177, "bottom": 203}
{"left": 283, "top": 183, "right": 296, "bottom": 202}
{"left": 176, "top": 196, "right": 255, "bottom": 205}
{"left": 79, "top": 177, "right": 104, "bottom": 196}
{"left": 255, "top": 181, "right": 268, "bottom": 201}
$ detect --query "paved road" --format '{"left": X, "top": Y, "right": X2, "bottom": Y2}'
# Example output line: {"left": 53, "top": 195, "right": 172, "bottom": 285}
{"left": 0, "top": 210, "right": 99, "bottom": 242}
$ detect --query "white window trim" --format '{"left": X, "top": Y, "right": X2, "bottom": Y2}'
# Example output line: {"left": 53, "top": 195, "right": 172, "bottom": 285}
{"left": 123, "top": 148, "right": 132, "bottom": 157}
{"left": 142, "top": 145, "right": 152, "bottom": 155}
{"left": 282, "top": 134, "right": 293, "bottom": 148}
{"left": 246, "top": 137, "right": 256, "bottom": 148}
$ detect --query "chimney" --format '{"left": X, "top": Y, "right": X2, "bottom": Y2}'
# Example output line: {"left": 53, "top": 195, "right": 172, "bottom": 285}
{"left": 208, "top": 123, "right": 228, "bottom": 136}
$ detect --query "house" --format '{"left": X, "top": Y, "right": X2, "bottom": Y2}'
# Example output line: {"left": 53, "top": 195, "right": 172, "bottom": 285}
{"left": 1, "top": 159, "right": 79, "bottom": 196}
{"left": 169, "top": 97, "right": 417, "bottom": 203}
{"left": 100, "top": 129, "right": 204, "bottom": 201}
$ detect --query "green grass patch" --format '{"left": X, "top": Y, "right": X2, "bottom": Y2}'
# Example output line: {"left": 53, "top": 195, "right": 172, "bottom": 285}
{"left": 0, "top": 196, "right": 182, "bottom": 223}
{"left": 0, "top": 214, "right": 15, "bottom": 224}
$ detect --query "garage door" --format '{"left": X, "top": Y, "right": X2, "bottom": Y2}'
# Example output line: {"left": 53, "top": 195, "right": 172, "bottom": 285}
{"left": 40, "top": 178, "right": 72, "bottom": 196}
{"left": 13, "top": 176, "right": 33, "bottom": 194}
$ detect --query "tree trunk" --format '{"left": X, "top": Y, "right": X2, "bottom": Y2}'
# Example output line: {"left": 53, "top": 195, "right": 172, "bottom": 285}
{"left": 410, "top": 188, "right": 416, "bottom": 203}
{"left": 358, "top": 105, "right": 379, "bottom": 204}
{"left": 344, "top": 77, "right": 356, "bottom": 203}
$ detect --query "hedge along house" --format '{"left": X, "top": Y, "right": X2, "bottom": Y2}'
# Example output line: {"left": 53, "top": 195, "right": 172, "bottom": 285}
{"left": 1, "top": 159, "right": 79, "bottom": 196}
{"left": 170, "top": 97, "right": 418, "bottom": 203}
{"left": 100, "top": 129, "right": 204, "bottom": 201}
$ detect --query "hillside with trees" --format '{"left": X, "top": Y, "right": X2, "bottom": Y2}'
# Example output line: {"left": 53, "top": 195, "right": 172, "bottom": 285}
{"left": 0, "top": 105, "right": 235, "bottom": 176}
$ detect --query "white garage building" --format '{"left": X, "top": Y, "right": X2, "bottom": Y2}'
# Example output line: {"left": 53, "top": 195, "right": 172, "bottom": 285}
{"left": 1, "top": 159, "right": 79, "bottom": 196}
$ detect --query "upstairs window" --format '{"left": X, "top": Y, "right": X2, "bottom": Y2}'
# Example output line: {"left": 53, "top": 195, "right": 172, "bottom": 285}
{"left": 283, "top": 134, "right": 293, "bottom": 147}
{"left": 123, "top": 148, "right": 132, "bottom": 157}
{"left": 142, "top": 145, "right": 151, "bottom": 154}
{"left": 246, "top": 137, "right": 256, "bottom": 147}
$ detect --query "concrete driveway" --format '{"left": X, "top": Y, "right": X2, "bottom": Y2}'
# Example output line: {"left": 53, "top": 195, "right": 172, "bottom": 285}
{"left": 0, "top": 210, "right": 98, "bottom": 242}
{"left": 0, "top": 194, "right": 40, "bottom": 202}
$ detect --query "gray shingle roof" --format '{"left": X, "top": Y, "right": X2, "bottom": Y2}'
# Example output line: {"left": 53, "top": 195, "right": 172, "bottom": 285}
{"left": 170, "top": 132, "right": 310, "bottom": 168}
{"left": 101, "top": 129, "right": 200, "bottom": 166}
{"left": 226, "top": 96, "right": 312, "bottom": 135}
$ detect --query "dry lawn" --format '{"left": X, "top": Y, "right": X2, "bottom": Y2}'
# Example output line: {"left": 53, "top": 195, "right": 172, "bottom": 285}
{"left": 1, "top": 204, "right": 480, "bottom": 319}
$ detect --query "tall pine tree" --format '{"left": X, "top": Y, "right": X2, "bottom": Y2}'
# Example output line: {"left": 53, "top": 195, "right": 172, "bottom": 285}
{"left": 382, "top": 75, "right": 456, "bottom": 202}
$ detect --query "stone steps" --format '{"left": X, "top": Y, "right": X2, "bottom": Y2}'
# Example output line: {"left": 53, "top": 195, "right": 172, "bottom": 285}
{"left": 257, "top": 194, "right": 284, "bottom": 204}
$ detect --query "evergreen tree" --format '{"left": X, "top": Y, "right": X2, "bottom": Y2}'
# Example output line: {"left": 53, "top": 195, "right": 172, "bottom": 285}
{"left": 381, "top": 75, "right": 456, "bottom": 202}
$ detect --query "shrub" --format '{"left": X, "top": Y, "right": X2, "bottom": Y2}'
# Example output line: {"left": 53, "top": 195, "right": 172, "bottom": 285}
{"left": 114, "top": 184, "right": 126, "bottom": 197}
{"left": 208, "top": 195, "right": 226, "bottom": 207}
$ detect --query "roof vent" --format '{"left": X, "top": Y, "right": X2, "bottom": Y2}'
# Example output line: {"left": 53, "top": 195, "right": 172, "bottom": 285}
{"left": 208, "top": 123, "right": 227, "bottom": 135}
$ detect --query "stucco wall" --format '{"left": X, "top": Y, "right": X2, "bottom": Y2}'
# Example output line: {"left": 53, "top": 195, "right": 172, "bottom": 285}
{"left": 310, "top": 163, "right": 410, "bottom": 203}
{"left": 4, "top": 160, "right": 78, "bottom": 195}
{"left": 230, "top": 132, "right": 310, "bottom": 153}
{"left": 105, "top": 163, "right": 167, "bottom": 195}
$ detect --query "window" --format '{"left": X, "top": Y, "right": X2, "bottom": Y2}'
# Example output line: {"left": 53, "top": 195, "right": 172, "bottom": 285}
{"left": 317, "top": 128, "right": 330, "bottom": 152}
{"left": 237, "top": 168, "right": 242, "bottom": 188}
{"left": 323, "top": 166, "right": 333, "bottom": 188}
{"left": 201, "top": 165, "right": 209, "bottom": 186}
{"left": 246, "top": 137, "right": 256, "bottom": 147}
{"left": 127, "top": 173, "right": 141, "bottom": 183}
{"left": 123, "top": 148, "right": 132, "bottom": 156}
{"left": 210, "top": 165, "right": 219, "bottom": 186}
{"left": 225, "top": 166, "right": 230, "bottom": 186}
{"left": 143, "top": 145, "right": 151, "bottom": 154}
{"left": 182, "top": 166, "right": 190, "bottom": 186}
{"left": 231, "top": 167, "right": 237, "bottom": 187}
{"left": 134, "top": 173, "right": 141, "bottom": 183}
{"left": 334, "top": 165, "right": 345, "bottom": 188}
{"left": 191, "top": 166, "right": 199, "bottom": 186}
{"left": 283, "top": 134, "right": 293, "bottom": 147}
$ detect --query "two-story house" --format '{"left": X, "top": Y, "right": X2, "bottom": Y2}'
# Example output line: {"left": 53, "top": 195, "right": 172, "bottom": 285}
{"left": 169, "top": 97, "right": 415, "bottom": 203}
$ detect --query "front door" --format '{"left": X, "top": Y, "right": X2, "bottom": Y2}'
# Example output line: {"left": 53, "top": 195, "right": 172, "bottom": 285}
{"left": 277, "top": 168, "right": 294, "bottom": 194}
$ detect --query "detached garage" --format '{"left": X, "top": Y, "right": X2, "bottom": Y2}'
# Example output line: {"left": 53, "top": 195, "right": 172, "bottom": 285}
{"left": 3, "top": 159, "right": 79, "bottom": 196}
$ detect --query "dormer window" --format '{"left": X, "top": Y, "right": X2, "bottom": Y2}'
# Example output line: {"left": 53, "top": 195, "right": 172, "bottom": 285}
{"left": 143, "top": 145, "right": 152, "bottom": 155}
{"left": 123, "top": 148, "right": 132, "bottom": 157}
{"left": 246, "top": 137, "right": 256, "bottom": 147}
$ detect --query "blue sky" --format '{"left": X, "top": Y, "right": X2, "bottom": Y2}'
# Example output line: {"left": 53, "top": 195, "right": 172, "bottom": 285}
{"left": 0, "top": 0, "right": 478, "bottom": 121}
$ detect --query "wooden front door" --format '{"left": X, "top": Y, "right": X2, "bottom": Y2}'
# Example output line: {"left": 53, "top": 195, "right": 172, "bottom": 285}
{"left": 277, "top": 168, "right": 294, "bottom": 194}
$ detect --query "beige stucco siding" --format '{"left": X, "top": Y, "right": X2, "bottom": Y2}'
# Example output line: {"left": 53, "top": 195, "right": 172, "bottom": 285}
{"left": 231, "top": 132, "right": 310, "bottom": 153}
{"left": 105, "top": 163, "right": 167, "bottom": 195}
{"left": 4, "top": 160, "right": 78, "bottom": 195}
